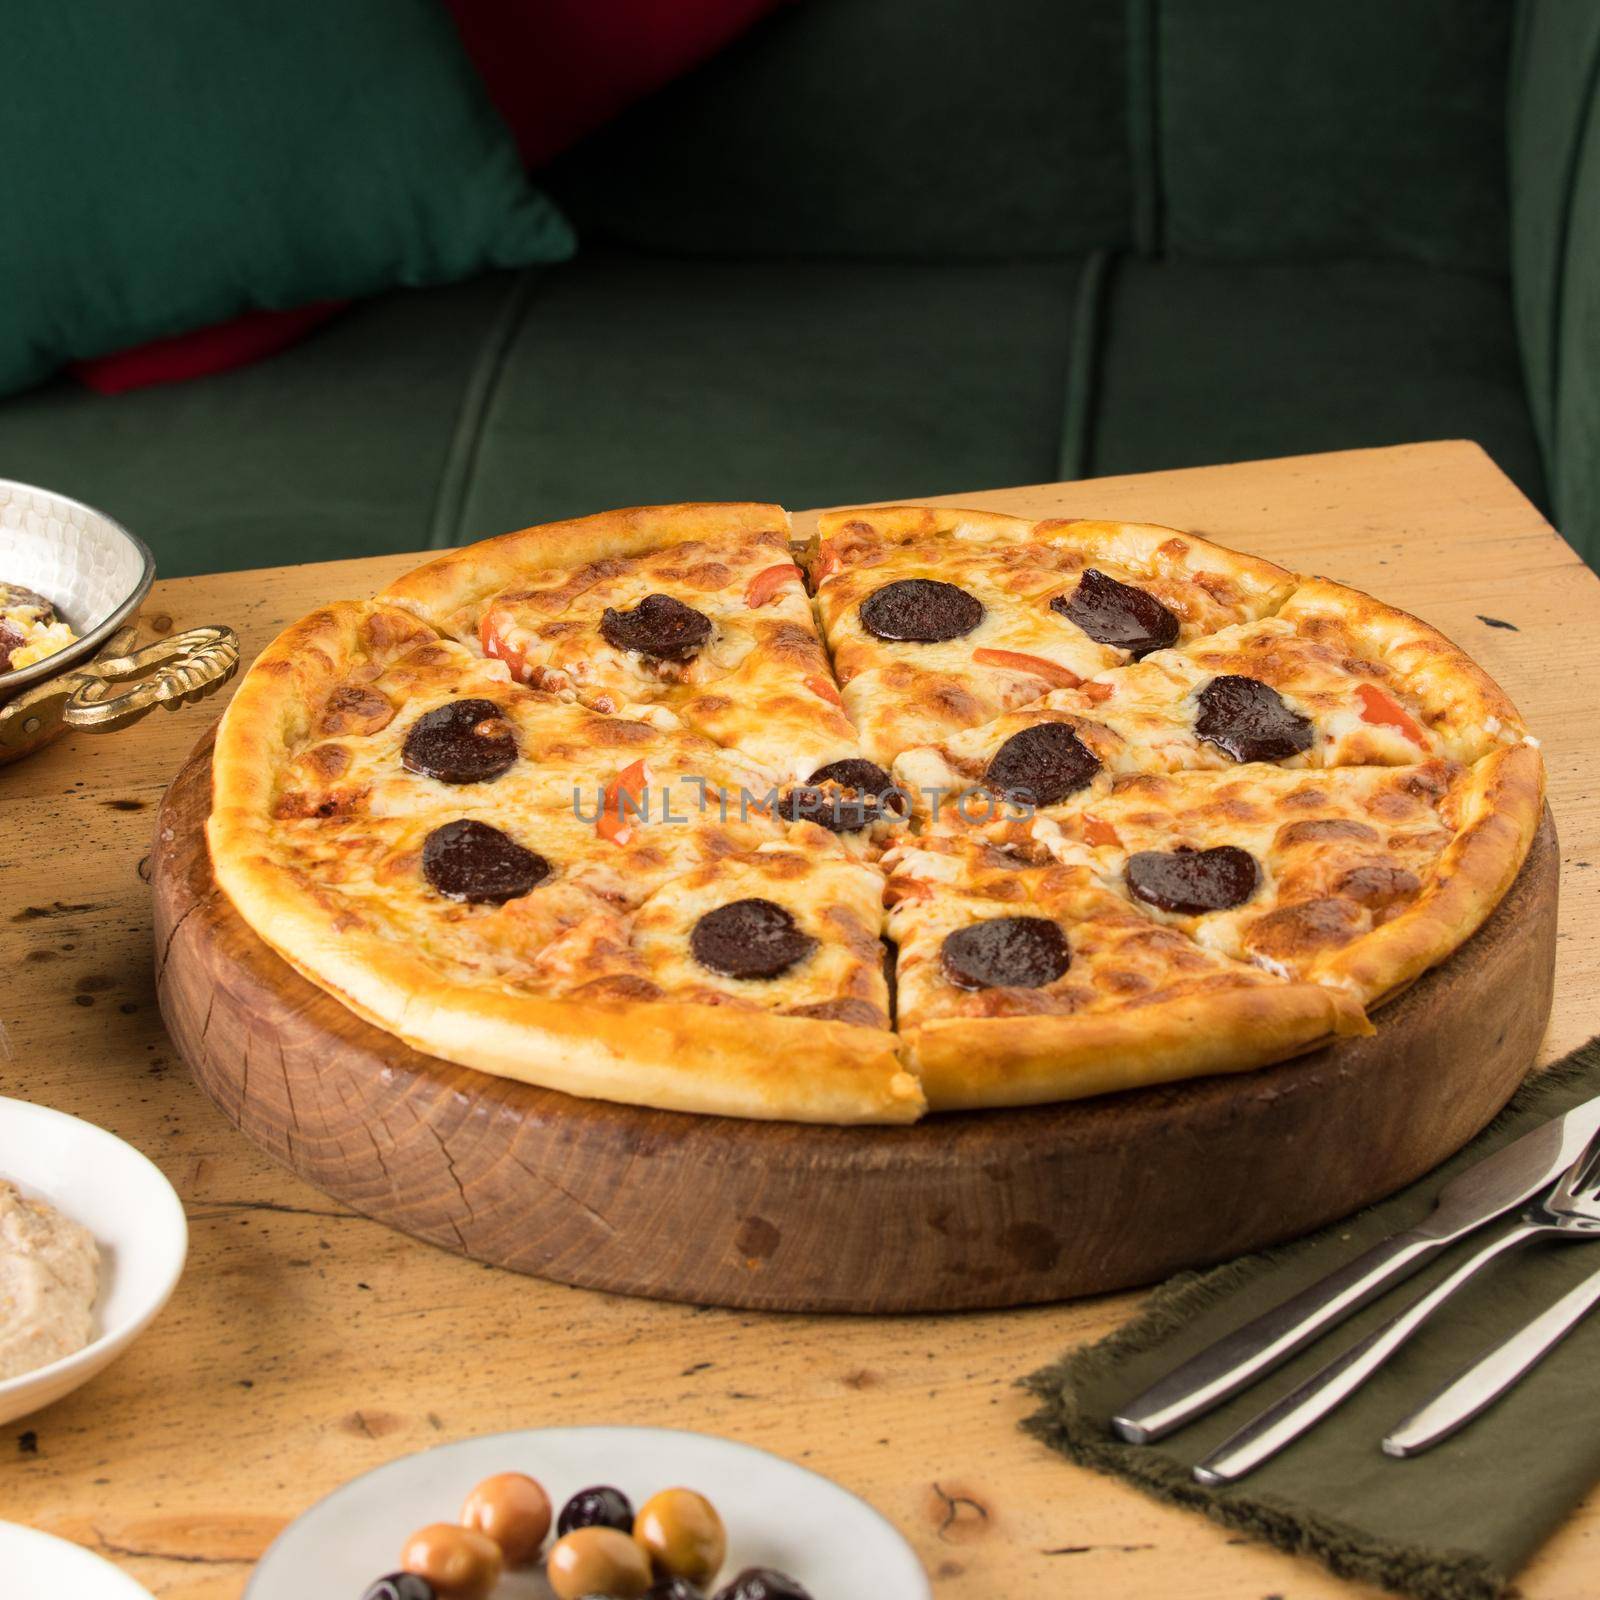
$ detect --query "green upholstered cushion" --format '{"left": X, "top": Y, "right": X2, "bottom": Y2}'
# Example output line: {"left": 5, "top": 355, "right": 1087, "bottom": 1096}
{"left": 545, "top": 0, "right": 1131, "bottom": 258}
{"left": 1153, "top": 0, "right": 1512, "bottom": 272}
{"left": 0, "top": 276, "right": 526, "bottom": 577}
{"left": 0, "top": 253, "right": 1548, "bottom": 580}
{"left": 1509, "top": 0, "right": 1600, "bottom": 567}
{"left": 0, "top": 1, "right": 572, "bottom": 399}
{"left": 1085, "top": 257, "right": 1547, "bottom": 505}
{"left": 1549, "top": 72, "right": 1600, "bottom": 569}
{"left": 445, "top": 253, "right": 1088, "bottom": 542}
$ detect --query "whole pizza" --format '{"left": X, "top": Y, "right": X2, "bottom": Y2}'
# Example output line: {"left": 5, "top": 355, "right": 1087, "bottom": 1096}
{"left": 207, "top": 502, "right": 1544, "bottom": 1124}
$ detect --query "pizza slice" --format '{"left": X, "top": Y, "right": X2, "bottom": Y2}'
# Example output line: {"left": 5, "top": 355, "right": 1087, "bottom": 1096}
{"left": 1028, "top": 747, "right": 1544, "bottom": 1008}
{"left": 210, "top": 600, "right": 920, "bottom": 1123}
{"left": 805, "top": 505, "right": 1295, "bottom": 766}
{"left": 899, "top": 575, "right": 1532, "bottom": 799}
{"left": 378, "top": 502, "right": 866, "bottom": 784}
{"left": 252, "top": 600, "right": 894, "bottom": 907}
{"left": 883, "top": 835, "right": 1353, "bottom": 1110}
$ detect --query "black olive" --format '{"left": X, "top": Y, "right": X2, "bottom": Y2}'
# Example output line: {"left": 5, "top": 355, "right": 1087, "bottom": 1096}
{"left": 361, "top": 1577, "right": 436, "bottom": 1600}
{"left": 714, "top": 1570, "right": 813, "bottom": 1600}
{"left": 557, "top": 1484, "right": 635, "bottom": 1536}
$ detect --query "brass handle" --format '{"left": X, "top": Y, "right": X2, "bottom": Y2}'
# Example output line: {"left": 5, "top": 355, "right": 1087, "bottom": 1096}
{"left": 1, "top": 624, "right": 239, "bottom": 756}
{"left": 58, "top": 624, "right": 240, "bottom": 729}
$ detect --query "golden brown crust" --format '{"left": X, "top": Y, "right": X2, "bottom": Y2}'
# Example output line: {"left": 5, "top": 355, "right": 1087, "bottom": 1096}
{"left": 904, "top": 983, "right": 1356, "bottom": 1112}
{"left": 209, "top": 601, "right": 442, "bottom": 833}
{"left": 380, "top": 502, "right": 791, "bottom": 631}
{"left": 1280, "top": 576, "right": 1529, "bottom": 758}
{"left": 1308, "top": 743, "right": 1544, "bottom": 1003}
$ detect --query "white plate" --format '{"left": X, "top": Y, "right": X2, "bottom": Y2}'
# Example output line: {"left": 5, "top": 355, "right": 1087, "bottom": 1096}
{"left": 248, "top": 1425, "right": 930, "bottom": 1599}
{"left": 0, "top": 1521, "right": 155, "bottom": 1598}
{"left": 0, "top": 1096, "right": 187, "bottom": 1425}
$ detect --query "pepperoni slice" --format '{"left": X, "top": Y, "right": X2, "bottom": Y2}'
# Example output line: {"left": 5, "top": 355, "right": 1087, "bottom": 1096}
{"left": 1126, "top": 845, "right": 1259, "bottom": 914}
{"left": 859, "top": 579, "right": 984, "bottom": 643}
{"left": 779, "top": 758, "right": 900, "bottom": 834}
{"left": 808, "top": 757, "right": 897, "bottom": 798}
{"left": 940, "top": 916, "right": 1070, "bottom": 990}
{"left": 421, "top": 820, "right": 550, "bottom": 903}
{"left": 401, "top": 699, "right": 518, "bottom": 784}
{"left": 600, "top": 593, "right": 713, "bottom": 660}
{"left": 690, "top": 899, "right": 819, "bottom": 979}
{"left": 984, "top": 722, "right": 1101, "bottom": 806}
{"left": 1194, "top": 675, "right": 1313, "bottom": 763}
{"left": 1052, "top": 568, "right": 1179, "bottom": 657}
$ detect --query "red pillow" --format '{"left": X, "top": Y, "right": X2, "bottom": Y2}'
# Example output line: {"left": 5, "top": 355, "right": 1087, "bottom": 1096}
{"left": 444, "top": 0, "right": 786, "bottom": 167}
{"left": 71, "top": 302, "right": 346, "bottom": 396}
{"left": 73, "top": 0, "right": 782, "bottom": 396}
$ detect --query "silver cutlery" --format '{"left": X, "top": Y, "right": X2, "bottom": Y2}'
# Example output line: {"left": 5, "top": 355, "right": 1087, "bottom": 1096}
{"left": 1191, "top": 1129, "right": 1600, "bottom": 1484}
{"left": 1383, "top": 1257, "right": 1600, "bottom": 1456}
{"left": 1111, "top": 1093, "right": 1600, "bottom": 1444}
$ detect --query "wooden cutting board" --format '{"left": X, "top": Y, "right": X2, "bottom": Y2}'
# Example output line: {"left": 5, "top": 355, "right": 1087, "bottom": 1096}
{"left": 153, "top": 731, "right": 1558, "bottom": 1313}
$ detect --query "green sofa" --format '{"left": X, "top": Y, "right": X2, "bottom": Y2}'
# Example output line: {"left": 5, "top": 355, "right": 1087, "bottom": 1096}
{"left": 1, "top": 0, "right": 1594, "bottom": 577}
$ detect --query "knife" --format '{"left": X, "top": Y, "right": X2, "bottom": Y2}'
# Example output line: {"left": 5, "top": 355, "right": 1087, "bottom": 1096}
{"left": 1111, "top": 1092, "right": 1600, "bottom": 1444}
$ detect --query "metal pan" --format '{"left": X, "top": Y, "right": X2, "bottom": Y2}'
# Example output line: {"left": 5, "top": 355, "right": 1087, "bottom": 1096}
{"left": 0, "top": 479, "right": 237, "bottom": 764}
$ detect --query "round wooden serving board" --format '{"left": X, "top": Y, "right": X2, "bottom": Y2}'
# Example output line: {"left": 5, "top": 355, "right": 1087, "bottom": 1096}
{"left": 154, "top": 733, "right": 1560, "bottom": 1313}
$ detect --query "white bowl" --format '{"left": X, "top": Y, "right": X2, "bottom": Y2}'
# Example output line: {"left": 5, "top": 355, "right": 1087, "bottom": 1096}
{"left": 249, "top": 1425, "right": 931, "bottom": 1599}
{"left": 0, "top": 1522, "right": 155, "bottom": 1599}
{"left": 0, "top": 1097, "right": 187, "bottom": 1425}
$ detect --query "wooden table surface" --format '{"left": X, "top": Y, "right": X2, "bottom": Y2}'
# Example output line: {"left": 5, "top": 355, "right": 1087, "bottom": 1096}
{"left": 4, "top": 441, "right": 1598, "bottom": 1600}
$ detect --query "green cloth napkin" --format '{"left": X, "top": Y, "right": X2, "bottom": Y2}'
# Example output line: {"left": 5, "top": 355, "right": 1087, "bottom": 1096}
{"left": 1025, "top": 1039, "right": 1600, "bottom": 1600}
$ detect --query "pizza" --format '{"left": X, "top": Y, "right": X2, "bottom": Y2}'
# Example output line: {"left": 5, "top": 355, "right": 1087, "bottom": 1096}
{"left": 207, "top": 501, "right": 1543, "bottom": 1123}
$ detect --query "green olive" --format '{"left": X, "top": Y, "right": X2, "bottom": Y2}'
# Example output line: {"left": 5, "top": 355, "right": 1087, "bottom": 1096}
{"left": 546, "top": 1525, "right": 652, "bottom": 1600}
{"left": 400, "top": 1522, "right": 503, "bottom": 1600}
{"left": 634, "top": 1488, "right": 726, "bottom": 1585}
{"left": 460, "top": 1471, "right": 552, "bottom": 1567}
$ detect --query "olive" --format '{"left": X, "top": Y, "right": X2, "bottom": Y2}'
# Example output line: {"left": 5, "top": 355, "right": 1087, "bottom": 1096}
{"left": 361, "top": 1577, "right": 436, "bottom": 1600}
{"left": 634, "top": 1488, "right": 726, "bottom": 1586}
{"left": 558, "top": 1484, "right": 635, "bottom": 1536}
{"left": 460, "top": 1470, "right": 552, "bottom": 1567}
{"left": 713, "top": 1571, "right": 813, "bottom": 1600}
{"left": 546, "top": 1525, "right": 653, "bottom": 1599}
{"left": 399, "top": 1523, "right": 503, "bottom": 1600}
{"left": 647, "top": 1580, "right": 706, "bottom": 1600}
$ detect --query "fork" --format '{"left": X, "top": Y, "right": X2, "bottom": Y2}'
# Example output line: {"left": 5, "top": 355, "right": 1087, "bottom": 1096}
{"left": 1192, "top": 1130, "right": 1600, "bottom": 1485}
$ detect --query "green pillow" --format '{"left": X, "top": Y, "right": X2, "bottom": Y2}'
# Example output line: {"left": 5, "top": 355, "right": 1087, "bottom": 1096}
{"left": 0, "top": 0, "right": 573, "bottom": 397}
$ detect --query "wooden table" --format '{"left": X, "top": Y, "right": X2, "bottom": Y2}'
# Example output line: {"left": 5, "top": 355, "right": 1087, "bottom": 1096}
{"left": 4, "top": 442, "right": 1598, "bottom": 1600}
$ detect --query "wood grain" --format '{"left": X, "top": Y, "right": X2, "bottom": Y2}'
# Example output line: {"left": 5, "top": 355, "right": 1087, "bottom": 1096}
{"left": 4, "top": 443, "right": 1600, "bottom": 1599}
{"left": 154, "top": 729, "right": 1558, "bottom": 1312}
